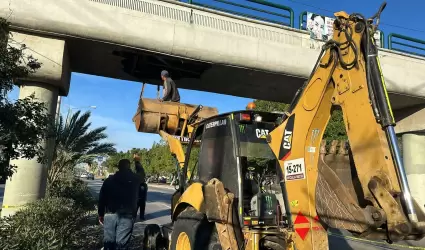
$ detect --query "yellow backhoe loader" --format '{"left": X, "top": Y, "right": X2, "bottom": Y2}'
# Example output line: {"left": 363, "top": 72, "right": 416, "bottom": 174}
{"left": 132, "top": 2, "right": 425, "bottom": 249}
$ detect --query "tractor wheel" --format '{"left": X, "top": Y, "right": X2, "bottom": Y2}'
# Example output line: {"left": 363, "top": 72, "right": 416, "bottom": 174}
{"left": 170, "top": 207, "right": 220, "bottom": 250}
{"left": 143, "top": 224, "right": 167, "bottom": 250}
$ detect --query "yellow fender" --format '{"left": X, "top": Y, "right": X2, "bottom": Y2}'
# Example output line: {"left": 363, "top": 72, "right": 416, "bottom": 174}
{"left": 172, "top": 182, "right": 204, "bottom": 220}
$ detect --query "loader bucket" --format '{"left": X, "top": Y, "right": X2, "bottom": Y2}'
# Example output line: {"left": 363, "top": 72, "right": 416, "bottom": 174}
{"left": 132, "top": 98, "right": 218, "bottom": 136}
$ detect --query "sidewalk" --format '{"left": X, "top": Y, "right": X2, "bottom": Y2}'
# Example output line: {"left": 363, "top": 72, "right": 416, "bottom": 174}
{"left": 147, "top": 183, "right": 175, "bottom": 190}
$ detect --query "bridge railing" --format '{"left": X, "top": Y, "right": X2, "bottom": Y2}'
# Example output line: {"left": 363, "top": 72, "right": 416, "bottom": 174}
{"left": 388, "top": 33, "right": 425, "bottom": 57}
{"left": 181, "top": 0, "right": 425, "bottom": 57}
{"left": 181, "top": 0, "right": 294, "bottom": 27}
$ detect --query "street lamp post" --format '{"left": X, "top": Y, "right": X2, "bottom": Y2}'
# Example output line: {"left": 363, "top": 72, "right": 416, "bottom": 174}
{"left": 64, "top": 105, "right": 96, "bottom": 124}
{"left": 54, "top": 98, "right": 96, "bottom": 125}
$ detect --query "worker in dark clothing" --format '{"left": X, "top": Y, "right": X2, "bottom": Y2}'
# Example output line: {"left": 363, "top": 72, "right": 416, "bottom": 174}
{"left": 98, "top": 159, "right": 141, "bottom": 250}
{"left": 159, "top": 70, "right": 180, "bottom": 102}
{"left": 133, "top": 154, "right": 147, "bottom": 220}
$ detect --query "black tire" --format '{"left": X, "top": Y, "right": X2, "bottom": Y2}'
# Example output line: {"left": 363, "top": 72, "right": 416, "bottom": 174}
{"left": 143, "top": 224, "right": 167, "bottom": 250}
{"left": 170, "top": 207, "right": 220, "bottom": 250}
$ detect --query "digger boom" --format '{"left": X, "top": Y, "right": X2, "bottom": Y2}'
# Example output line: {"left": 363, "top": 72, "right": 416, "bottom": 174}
{"left": 267, "top": 2, "right": 425, "bottom": 249}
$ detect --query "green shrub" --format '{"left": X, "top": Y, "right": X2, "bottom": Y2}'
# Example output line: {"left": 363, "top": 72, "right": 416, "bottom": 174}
{"left": 47, "top": 177, "right": 96, "bottom": 211}
{"left": 0, "top": 197, "right": 102, "bottom": 250}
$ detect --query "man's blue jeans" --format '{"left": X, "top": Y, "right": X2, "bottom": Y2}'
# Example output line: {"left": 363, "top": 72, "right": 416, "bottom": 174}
{"left": 103, "top": 213, "right": 135, "bottom": 250}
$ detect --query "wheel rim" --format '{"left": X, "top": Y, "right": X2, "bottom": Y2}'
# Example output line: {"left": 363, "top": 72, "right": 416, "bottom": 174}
{"left": 176, "top": 232, "right": 191, "bottom": 250}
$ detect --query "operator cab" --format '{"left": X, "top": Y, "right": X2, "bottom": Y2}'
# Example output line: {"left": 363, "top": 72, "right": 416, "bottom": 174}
{"left": 181, "top": 106, "right": 286, "bottom": 230}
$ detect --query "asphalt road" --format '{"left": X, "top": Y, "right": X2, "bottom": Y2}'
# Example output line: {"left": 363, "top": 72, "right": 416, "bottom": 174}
{"left": 2, "top": 180, "right": 422, "bottom": 250}
{"left": 85, "top": 179, "right": 425, "bottom": 249}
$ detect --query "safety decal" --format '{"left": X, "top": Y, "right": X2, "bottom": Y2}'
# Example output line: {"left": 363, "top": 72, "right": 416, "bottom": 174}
{"left": 278, "top": 114, "right": 295, "bottom": 161}
{"left": 294, "top": 211, "right": 310, "bottom": 240}
{"left": 284, "top": 158, "right": 306, "bottom": 181}
{"left": 312, "top": 215, "right": 323, "bottom": 231}
{"left": 295, "top": 228, "right": 310, "bottom": 240}
{"left": 290, "top": 200, "right": 299, "bottom": 207}
{"left": 294, "top": 211, "right": 309, "bottom": 224}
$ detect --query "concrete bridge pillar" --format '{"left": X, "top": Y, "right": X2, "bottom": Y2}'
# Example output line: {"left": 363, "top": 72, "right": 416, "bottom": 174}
{"left": 1, "top": 32, "right": 70, "bottom": 217}
{"left": 394, "top": 104, "right": 425, "bottom": 215}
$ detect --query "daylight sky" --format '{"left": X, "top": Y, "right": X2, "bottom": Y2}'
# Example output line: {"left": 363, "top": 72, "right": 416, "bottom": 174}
{"left": 7, "top": 0, "right": 424, "bottom": 152}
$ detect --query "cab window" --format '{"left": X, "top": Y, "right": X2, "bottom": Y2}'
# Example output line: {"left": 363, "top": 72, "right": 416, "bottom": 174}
{"left": 186, "top": 125, "right": 203, "bottom": 183}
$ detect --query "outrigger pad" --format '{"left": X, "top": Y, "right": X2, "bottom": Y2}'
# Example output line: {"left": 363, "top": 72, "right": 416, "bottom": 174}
{"left": 132, "top": 98, "right": 218, "bottom": 136}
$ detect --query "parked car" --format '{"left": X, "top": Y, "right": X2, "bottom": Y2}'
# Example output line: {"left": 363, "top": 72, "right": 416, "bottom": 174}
{"left": 158, "top": 176, "right": 167, "bottom": 183}
{"left": 80, "top": 173, "right": 88, "bottom": 178}
{"left": 86, "top": 173, "right": 94, "bottom": 180}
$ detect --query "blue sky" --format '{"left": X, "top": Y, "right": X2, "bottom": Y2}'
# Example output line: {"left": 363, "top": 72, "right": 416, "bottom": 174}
{"left": 7, "top": 0, "right": 424, "bottom": 152}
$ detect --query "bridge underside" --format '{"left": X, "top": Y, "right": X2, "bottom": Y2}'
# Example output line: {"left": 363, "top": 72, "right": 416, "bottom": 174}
{"left": 68, "top": 38, "right": 425, "bottom": 110}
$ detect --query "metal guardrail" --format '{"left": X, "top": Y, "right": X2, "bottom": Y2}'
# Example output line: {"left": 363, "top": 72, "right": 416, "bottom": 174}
{"left": 183, "top": 0, "right": 294, "bottom": 27}
{"left": 388, "top": 33, "right": 425, "bottom": 57}
{"left": 182, "top": 0, "right": 425, "bottom": 57}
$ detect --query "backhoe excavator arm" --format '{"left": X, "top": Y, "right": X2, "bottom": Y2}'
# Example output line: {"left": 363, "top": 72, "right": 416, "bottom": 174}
{"left": 158, "top": 130, "right": 190, "bottom": 179}
{"left": 267, "top": 3, "right": 425, "bottom": 249}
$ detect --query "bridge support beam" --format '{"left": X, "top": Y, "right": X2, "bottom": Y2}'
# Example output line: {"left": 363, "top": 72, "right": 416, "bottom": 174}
{"left": 1, "top": 32, "right": 70, "bottom": 217}
{"left": 394, "top": 104, "right": 425, "bottom": 214}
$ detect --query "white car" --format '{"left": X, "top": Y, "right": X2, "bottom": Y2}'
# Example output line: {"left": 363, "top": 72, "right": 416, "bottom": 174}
{"left": 80, "top": 173, "right": 88, "bottom": 178}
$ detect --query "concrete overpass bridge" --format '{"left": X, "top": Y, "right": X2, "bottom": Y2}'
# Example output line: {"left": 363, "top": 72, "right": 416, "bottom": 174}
{"left": 2, "top": 1, "right": 425, "bottom": 246}
{"left": 2, "top": 0, "right": 425, "bottom": 110}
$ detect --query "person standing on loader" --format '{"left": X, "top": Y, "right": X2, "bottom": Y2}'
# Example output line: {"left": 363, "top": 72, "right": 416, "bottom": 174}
{"left": 134, "top": 154, "right": 147, "bottom": 221}
{"left": 98, "top": 159, "right": 141, "bottom": 250}
{"left": 159, "top": 70, "right": 180, "bottom": 103}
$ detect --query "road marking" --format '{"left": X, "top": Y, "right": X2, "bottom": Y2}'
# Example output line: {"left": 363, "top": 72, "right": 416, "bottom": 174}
{"left": 147, "top": 201, "right": 171, "bottom": 209}
{"left": 328, "top": 232, "right": 425, "bottom": 249}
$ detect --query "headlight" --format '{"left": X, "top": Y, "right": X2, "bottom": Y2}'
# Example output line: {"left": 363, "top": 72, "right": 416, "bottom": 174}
{"left": 255, "top": 115, "right": 262, "bottom": 122}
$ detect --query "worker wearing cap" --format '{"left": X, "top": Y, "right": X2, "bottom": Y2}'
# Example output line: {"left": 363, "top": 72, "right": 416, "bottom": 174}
{"left": 159, "top": 70, "right": 180, "bottom": 102}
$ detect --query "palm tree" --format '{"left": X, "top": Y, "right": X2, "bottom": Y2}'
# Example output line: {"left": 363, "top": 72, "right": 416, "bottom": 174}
{"left": 48, "top": 110, "right": 116, "bottom": 185}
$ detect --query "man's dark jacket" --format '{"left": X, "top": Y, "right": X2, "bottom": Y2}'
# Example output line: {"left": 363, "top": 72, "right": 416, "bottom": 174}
{"left": 98, "top": 169, "right": 141, "bottom": 218}
{"left": 135, "top": 161, "right": 146, "bottom": 184}
{"left": 162, "top": 77, "right": 180, "bottom": 102}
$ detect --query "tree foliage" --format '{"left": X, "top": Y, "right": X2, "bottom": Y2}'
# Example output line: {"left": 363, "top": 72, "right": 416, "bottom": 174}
{"left": 48, "top": 110, "right": 116, "bottom": 185}
{"left": 253, "top": 99, "right": 347, "bottom": 140}
{"left": 105, "top": 140, "right": 175, "bottom": 176}
{"left": 0, "top": 197, "right": 102, "bottom": 250}
{"left": 0, "top": 18, "right": 53, "bottom": 179}
{"left": 104, "top": 139, "right": 201, "bottom": 179}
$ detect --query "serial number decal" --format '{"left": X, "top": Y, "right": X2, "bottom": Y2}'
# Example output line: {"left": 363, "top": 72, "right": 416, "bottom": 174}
{"left": 284, "top": 158, "right": 306, "bottom": 181}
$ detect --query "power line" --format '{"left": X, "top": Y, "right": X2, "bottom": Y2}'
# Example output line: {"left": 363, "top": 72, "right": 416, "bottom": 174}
{"left": 285, "top": 0, "right": 425, "bottom": 34}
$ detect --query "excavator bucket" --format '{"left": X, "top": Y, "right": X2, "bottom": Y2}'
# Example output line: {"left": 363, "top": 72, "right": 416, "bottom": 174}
{"left": 132, "top": 97, "right": 218, "bottom": 138}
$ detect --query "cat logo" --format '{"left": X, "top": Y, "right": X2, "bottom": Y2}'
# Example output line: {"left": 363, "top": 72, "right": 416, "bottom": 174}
{"left": 279, "top": 114, "right": 295, "bottom": 161}
{"left": 256, "top": 129, "right": 269, "bottom": 139}
{"left": 283, "top": 129, "right": 293, "bottom": 149}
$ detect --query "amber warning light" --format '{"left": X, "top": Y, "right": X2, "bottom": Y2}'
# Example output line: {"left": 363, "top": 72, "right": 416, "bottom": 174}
{"left": 246, "top": 102, "right": 256, "bottom": 110}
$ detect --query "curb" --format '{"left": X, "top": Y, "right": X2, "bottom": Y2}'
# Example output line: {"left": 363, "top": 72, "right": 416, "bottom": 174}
{"left": 148, "top": 184, "right": 175, "bottom": 190}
